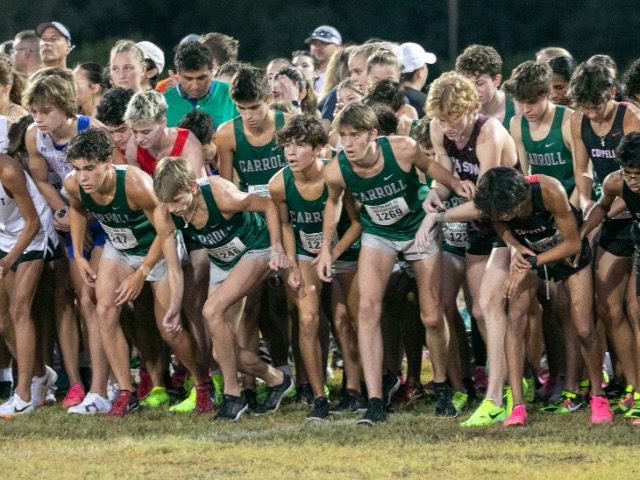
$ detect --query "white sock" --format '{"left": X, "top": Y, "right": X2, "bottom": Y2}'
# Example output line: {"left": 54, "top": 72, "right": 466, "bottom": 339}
{"left": 0, "top": 368, "right": 12, "bottom": 382}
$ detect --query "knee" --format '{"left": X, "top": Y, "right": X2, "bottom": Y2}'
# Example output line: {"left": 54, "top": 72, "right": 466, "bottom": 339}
{"left": 421, "top": 309, "right": 444, "bottom": 330}
{"left": 95, "top": 303, "right": 119, "bottom": 329}
{"left": 575, "top": 321, "right": 596, "bottom": 345}
{"left": 298, "top": 312, "right": 319, "bottom": 336}
{"left": 359, "top": 296, "right": 380, "bottom": 322}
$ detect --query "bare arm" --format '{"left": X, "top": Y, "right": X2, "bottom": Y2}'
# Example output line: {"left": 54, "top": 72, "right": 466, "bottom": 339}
{"left": 328, "top": 189, "right": 362, "bottom": 261}
{"left": 214, "top": 121, "right": 237, "bottom": 183}
{"left": 570, "top": 110, "right": 594, "bottom": 214}
{"left": 580, "top": 171, "right": 621, "bottom": 238}
{"left": 65, "top": 172, "right": 95, "bottom": 287}
{"left": 317, "top": 159, "right": 346, "bottom": 282}
{"left": 268, "top": 171, "right": 300, "bottom": 288}
{"left": 26, "top": 127, "right": 66, "bottom": 213}
{"left": 182, "top": 132, "right": 207, "bottom": 178}
{"left": 510, "top": 115, "right": 529, "bottom": 175}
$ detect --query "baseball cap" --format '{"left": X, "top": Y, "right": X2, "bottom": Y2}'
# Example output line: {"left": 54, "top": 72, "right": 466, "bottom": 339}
{"left": 36, "top": 21, "right": 72, "bottom": 43}
{"left": 400, "top": 42, "right": 436, "bottom": 73}
{"left": 305, "top": 26, "right": 342, "bottom": 46}
{"left": 137, "top": 41, "right": 165, "bottom": 74}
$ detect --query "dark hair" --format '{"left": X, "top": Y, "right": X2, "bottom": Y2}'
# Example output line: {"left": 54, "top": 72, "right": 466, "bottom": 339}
{"left": 7, "top": 114, "right": 34, "bottom": 165}
{"left": 0, "top": 56, "right": 26, "bottom": 106}
{"left": 568, "top": 61, "right": 614, "bottom": 107}
{"left": 273, "top": 66, "right": 317, "bottom": 116}
{"left": 623, "top": 59, "right": 640, "bottom": 101}
{"left": 178, "top": 110, "right": 215, "bottom": 145}
{"left": 96, "top": 87, "right": 134, "bottom": 126}
{"left": 411, "top": 116, "right": 432, "bottom": 149}
{"left": 76, "top": 62, "right": 109, "bottom": 94}
{"left": 291, "top": 50, "right": 320, "bottom": 70}
{"left": 230, "top": 66, "right": 269, "bottom": 102}
{"left": 200, "top": 32, "right": 239, "bottom": 66}
{"left": 502, "top": 61, "right": 552, "bottom": 103}
{"left": 372, "top": 104, "right": 398, "bottom": 136}
{"left": 174, "top": 41, "right": 212, "bottom": 73}
{"left": 363, "top": 79, "right": 405, "bottom": 112}
{"left": 275, "top": 114, "right": 328, "bottom": 149}
{"left": 67, "top": 128, "right": 113, "bottom": 163}
{"left": 455, "top": 44, "right": 503, "bottom": 79}
{"left": 547, "top": 55, "right": 576, "bottom": 82}
{"left": 214, "top": 61, "right": 248, "bottom": 80}
{"left": 474, "top": 167, "right": 530, "bottom": 220}
{"left": 616, "top": 132, "right": 640, "bottom": 168}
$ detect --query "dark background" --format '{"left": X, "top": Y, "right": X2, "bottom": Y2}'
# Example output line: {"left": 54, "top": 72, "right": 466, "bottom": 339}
{"left": 1, "top": 0, "right": 638, "bottom": 79}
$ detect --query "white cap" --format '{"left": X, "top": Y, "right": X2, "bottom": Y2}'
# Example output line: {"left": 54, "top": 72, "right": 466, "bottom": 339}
{"left": 400, "top": 42, "right": 436, "bottom": 73}
{"left": 136, "top": 41, "right": 165, "bottom": 74}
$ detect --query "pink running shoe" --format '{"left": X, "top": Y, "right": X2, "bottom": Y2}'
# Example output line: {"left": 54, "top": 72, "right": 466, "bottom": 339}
{"left": 590, "top": 395, "right": 613, "bottom": 423}
{"left": 62, "top": 383, "right": 86, "bottom": 408}
{"left": 504, "top": 404, "right": 528, "bottom": 426}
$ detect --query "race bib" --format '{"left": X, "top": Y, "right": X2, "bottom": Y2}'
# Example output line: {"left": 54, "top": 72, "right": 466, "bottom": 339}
{"left": 248, "top": 184, "right": 270, "bottom": 197}
{"left": 300, "top": 231, "right": 323, "bottom": 253}
{"left": 525, "top": 233, "right": 562, "bottom": 252}
{"left": 102, "top": 224, "right": 138, "bottom": 250}
{"left": 207, "top": 236, "right": 247, "bottom": 262}
{"left": 365, "top": 197, "right": 410, "bottom": 226}
{"left": 443, "top": 222, "right": 468, "bottom": 247}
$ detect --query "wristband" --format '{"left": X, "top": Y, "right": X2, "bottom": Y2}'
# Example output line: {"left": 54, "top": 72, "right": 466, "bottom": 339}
{"left": 523, "top": 254, "right": 538, "bottom": 273}
{"left": 437, "top": 210, "right": 446, "bottom": 224}
{"left": 270, "top": 251, "right": 284, "bottom": 259}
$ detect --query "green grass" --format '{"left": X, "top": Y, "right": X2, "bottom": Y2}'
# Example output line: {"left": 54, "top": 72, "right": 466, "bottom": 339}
{"left": 2, "top": 390, "right": 640, "bottom": 479}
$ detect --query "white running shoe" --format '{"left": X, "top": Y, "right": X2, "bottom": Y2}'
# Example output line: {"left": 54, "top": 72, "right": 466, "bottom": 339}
{"left": 68, "top": 392, "right": 112, "bottom": 414}
{"left": 107, "top": 382, "right": 121, "bottom": 404}
{"left": 0, "top": 394, "right": 34, "bottom": 418}
{"left": 31, "top": 366, "right": 58, "bottom": 408}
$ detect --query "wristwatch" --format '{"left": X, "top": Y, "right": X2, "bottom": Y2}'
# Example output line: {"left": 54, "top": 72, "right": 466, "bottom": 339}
{"left": 291, "top": 100, "right": 300, "bottom": 108}
{"left": 523, "top": 254, "right": 538, "bottom": 273}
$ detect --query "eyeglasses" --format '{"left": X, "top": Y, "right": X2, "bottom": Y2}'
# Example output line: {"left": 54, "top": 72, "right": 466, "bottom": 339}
{"left": 621, "top": 170, "right": 640, "bottom": 184}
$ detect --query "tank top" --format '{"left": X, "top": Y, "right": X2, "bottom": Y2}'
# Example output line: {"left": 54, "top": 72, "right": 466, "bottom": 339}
{"left": 581, "top": 103, "right": 626, "bottom": 185}
{"left": 79, "top": 166, "right": 155, "bottom": 256}
{"left": 173, "top": 177, "right": 270, "bottom": 270}
{"left": 136, "top": 128, "right": 190, "bottom": 175}
{"left": 283, "top": 162, "right": 359, "bottom": 260}
{"left": 503, "top": 96, "right": 516, "bottom": 132}
{"left": 0, "top": 116, "right": 8, "bottom": 154}
{"left": 232, "top": 109, "right": 286, "bottom": 196}
{"left": 521, "top": 105, "right": 574, "bottom": 195}
{"left": 0, "top": 170, "right": 58, "bottom": 254}
{"left": 338, "top": 136, "right": 427, "bottom": 241}
{"left": 36, "top": 115, "right": 91, "bottom": 183}
{"left": 509, "top": 175, "right": 581, "bottom": 253}
{"left": 441, "top": 192, "right": 468, "bottom": 257}
{"left": 443, "top": 115, "right": 489, "bottom": 185}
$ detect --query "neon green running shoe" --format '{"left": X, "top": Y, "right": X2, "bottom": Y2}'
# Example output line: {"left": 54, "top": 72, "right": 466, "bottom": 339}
{"left": 460, "top": 399, "right": 507, "bottom": 427}
{"left": 624, "top": 392, "right": 640, "bottom": 419}
{"left": 139, "top": 386, "right": 170, "bottom": 408}
{"left": 452, "top": 391, "right": 468, "bottom": 414}
{"left": 169, "top": 387, "right": 196, "bottom": 413}
{"left": 524, "top": 377, "right": 535, "bottom": 404}
{"left": 579, "top": 379, "right": 590, "bottom": 399}
{"left": 540, "top": 390, "right": 584, "bottom": 413}
{"left": 211, "top": 374, "right": 224, "bottom": 406}
{"left": 504, "top": 386, "right": 513, "bottom": 415}
{"left": 611, "top": 384, "right": 634, "bottom": 415}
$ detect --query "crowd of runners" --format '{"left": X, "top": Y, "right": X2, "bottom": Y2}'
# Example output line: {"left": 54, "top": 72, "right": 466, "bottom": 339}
{"left": 1, "top": 20, "right": 640, "bottom": 427}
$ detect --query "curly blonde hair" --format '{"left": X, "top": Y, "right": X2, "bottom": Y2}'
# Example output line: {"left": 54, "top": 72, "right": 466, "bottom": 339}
{"left": 425, "top": 71, "right": 480, "bottom": 122}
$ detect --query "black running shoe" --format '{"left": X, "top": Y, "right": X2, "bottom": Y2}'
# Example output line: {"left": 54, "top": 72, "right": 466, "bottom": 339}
{"left": 296, "top": 382, "right": 314, "bottom": 406}
{"left": 434, "top": 384, "right": 457, "bottom": 417}
{"left": 214, "top": 393, "right": 248, "bottom": 421}
{"left": 357, "top": 398, "right": 387, "bottom": 426}
{"left": 244, "top": 388, "right": 258, "bottom": 411}
{"left": 382, "top": 374, "right": 401, "bottom": 407}
{"left": 330, "top": 391, "right": 365, "bottom": 415}
{"left": 254, "top": 373, "right": 294, "bottom": 415}
{"left": 307, "top": 396, "right": 330, "bottom": 421}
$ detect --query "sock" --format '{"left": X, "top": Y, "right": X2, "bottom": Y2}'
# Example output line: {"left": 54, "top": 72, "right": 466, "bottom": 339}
{"left": 276, "top": 364, "right": 292, "bottom": 376}
{"left": 0, "top": 368, "right": 13, "bottom": 383}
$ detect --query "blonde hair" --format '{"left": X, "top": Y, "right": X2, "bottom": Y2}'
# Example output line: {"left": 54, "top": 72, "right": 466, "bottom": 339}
{"left": 367, "top": 48, "right": 400, "bottom": 74}
{"left": 153, "top": 156, "right": 196, "bottom": 203}
{"left": 22, "top": 67, "right": 76, "bottom": 117}
{"left": 110, "top": 39, "right": 145, "bottom": 66}
{"left": 426, "top": 71, "right": 480, "bottom": 122}
{"left": 124, "top": 89, "right": 167, "bottom": 125}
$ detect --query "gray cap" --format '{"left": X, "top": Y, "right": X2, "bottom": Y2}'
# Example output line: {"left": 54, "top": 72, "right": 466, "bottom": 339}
{"left": 305, "top": 25, "right": 342, "bottom": 45}
{"left": 36, "top": 21, "right": 72, "bottom": 43}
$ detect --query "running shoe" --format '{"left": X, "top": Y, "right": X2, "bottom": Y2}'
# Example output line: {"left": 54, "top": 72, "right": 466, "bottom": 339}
{"left": 253, "top": 373, "right": 294, "bottom": 415}
{"left": 452, "top": 391, "right": 469, "bottom": 414}
{"left": 504, "top": 404, "right": 528, "bottom": 427}
{"left": 391, "top": 382, "right": 425, "bottom": 405}
{"left": 62, "top": 383, "right": 86, "bottom": 408}
{"left": 524, "top": 377, "right": 535, "bottom": 404}
{"left": 194, "top": 384, "right": 215, "bottom": 414}
{"left": 540, "top": 390, "right": 584, "bottom": 414}
{"left": 244, "top": 389, "right": 258, "bottom": 411}
{"left": 214, "top": 393, "right": 248, "bottom": 421}
{"left": 611, "top": 384, "right": 634, "bottom": 415}
{"left": 356, "top": 398, "right": 386, "bottom": 426}
{"left": 590, "top": 395, "right": 613, "bottom": 423}
{"left": 139, "top": 386, "right": 170, "bottom": 408}
{"left": 633, "top": 418, "right": 640, "bottom": 426}
{"left": 0, "top": 381, "right": 12, "bottom": 400}
{"left": 107, "top": 390, "right": 139, "bottom": 418}
{"left": 296, "top": 383, "right": 314, "bottom": 406}
{"left": 211, "top": 374, "right": 224, "bottom": 406}
{"left": 460, "top": 399, "right": 507, "bottom": 427}
{"left": 434, "top": 384, "right": 457, "bottom": 417}
{"left": 0, "top": 394, "right": 34, "bottom": 418}
{"left": 169, "top": 387, "right": 196, "bottom": 413}
{"left": 107, "top": 382, "right": 120, "bottom": 404}
{"left": 382, "top": 374, "right": 401, "bottom": 407}
{"left": 330, "top": 390, "right": 365, "bottom": 414}
{"left": 504, "top": 386, "right": 514, "bottom": 416}
{"left": 547, "top": 375, "right": 566, "bottom": 404}
{"left": 624, "top": 392, "right": 640, "bottom": 419}
{"left": 137, "top": 369, "right": 152, "bottom": 399}
{"left": 307, "top": 396, "right": 330, "bottom": 421}
{"left": 31, "top": 365, "right": 58, "bottom": 408}
{"left": 68, "top": 392, "right": 112, "bottom": 414}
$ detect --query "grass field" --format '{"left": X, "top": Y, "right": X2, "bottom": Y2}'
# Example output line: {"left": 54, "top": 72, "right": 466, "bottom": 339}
{"left": 2, "top": 378, "right": 639, "bottom": 480}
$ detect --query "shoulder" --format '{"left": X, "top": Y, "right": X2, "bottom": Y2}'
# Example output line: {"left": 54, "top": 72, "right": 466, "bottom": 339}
{"left": 538, "top": 174, "right": 568, "bottom": 204}
{"left": 268, "top": 168, "right": 286, "bottom": 197}
{"left": 622, "top": 102, "right": 640, "bottom": 131}
{"left": 569, "top": 108, "right": 585, "bottom": 126}
{"left": 215, "top": 118, "right": 235, "bottom": 140}
{"left": 602, "top": 169, "right": 624, "bottom": 194}
{"left": 387, "top": 135, "right": 420, "bottom": 156}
